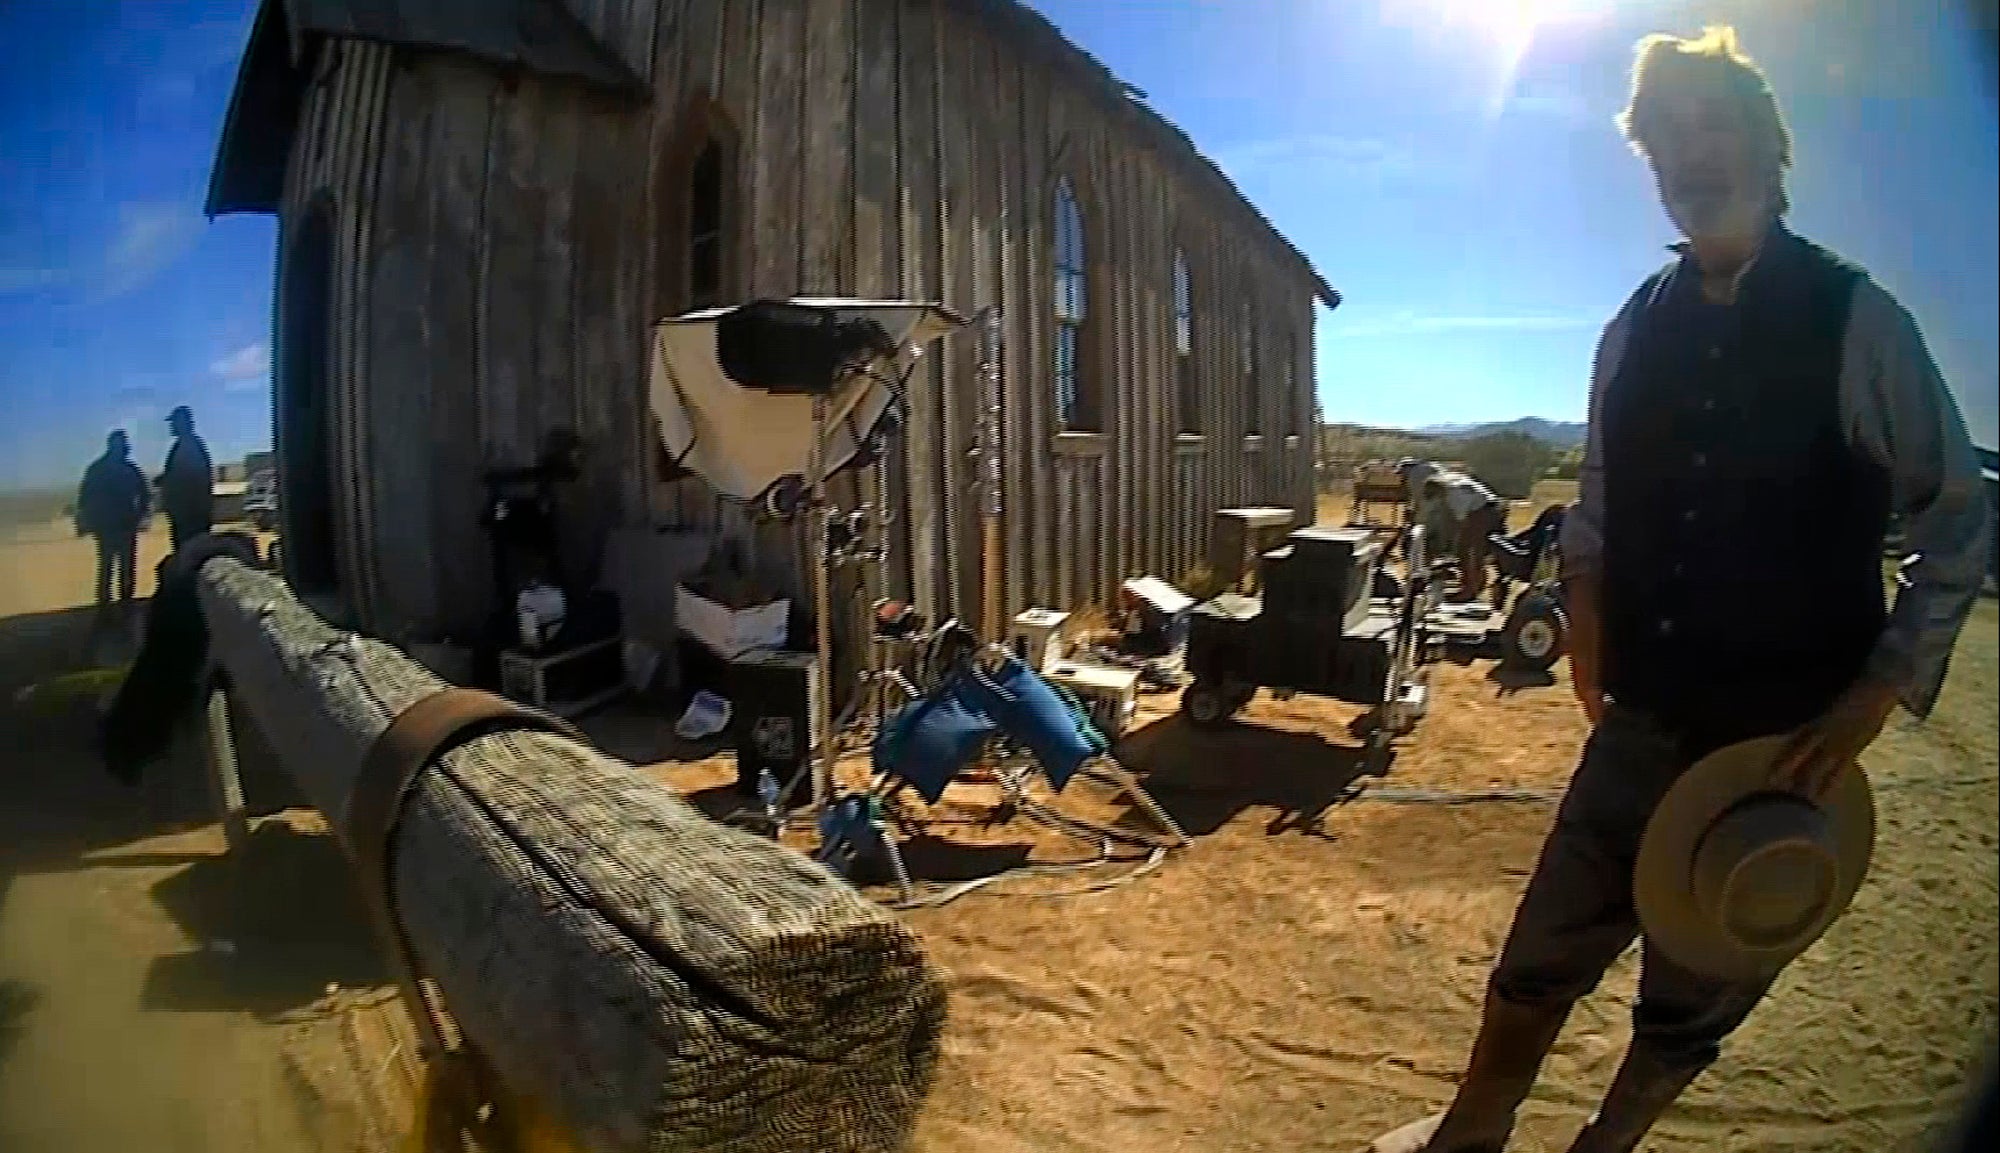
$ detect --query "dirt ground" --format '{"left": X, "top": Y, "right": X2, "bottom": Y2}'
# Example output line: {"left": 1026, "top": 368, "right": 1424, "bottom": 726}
{"left": 1, "top": 507, "right": 1994, "bottom": 1153}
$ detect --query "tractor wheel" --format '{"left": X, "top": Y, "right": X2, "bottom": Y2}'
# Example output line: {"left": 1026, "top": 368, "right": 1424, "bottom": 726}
{"left": 1182, "top": 681, "right": 1238, "bottom": 729}
{"left": 1502, "top": 593, "right": 1567, "bottom": 673}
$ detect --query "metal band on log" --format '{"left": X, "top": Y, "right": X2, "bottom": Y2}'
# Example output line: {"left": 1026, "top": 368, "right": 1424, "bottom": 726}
{"left": 189, "top": 557, "right": 947, "bottom": 1153}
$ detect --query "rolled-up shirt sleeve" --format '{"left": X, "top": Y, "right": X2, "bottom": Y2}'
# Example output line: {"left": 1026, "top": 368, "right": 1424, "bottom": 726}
{"left": 1558, "top": 303, "right": 1634, "bottom": 583}
{"left": 1843, "top": 279, "right": 1992, "bottom": 718}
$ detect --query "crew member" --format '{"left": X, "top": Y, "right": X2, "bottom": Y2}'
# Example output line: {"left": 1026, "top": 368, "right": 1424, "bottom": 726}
{"left": 76, "top": 429, "right": 152, "bottom": 616}
{"left": 158, "top": 405, "right": 214, "bottom": 549}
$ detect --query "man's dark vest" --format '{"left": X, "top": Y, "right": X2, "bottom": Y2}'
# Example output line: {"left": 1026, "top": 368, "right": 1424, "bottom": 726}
{"left": 1600, "top": 226, "right": 1890, "bottom": 748}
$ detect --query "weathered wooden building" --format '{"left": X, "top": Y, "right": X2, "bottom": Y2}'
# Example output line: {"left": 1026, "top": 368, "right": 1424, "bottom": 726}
{"left": 208, "top": 0, "right": 1339, "bottom": 645}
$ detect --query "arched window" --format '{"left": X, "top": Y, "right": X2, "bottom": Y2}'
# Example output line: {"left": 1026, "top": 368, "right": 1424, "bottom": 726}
{"left": 688, "top": 139, "right": 725, "bottom": 308}
{"left": 1240, "top": 297, "right": 1259, "bottom": 436}
{"left": 657, "top": 101, "right": 738, "bottom": 317}
{"left": 1174, "top": 249, "right": 1198, "bottom": 433}
{"left": 1053, "top": 178, "right": 1089, "bottom": 430}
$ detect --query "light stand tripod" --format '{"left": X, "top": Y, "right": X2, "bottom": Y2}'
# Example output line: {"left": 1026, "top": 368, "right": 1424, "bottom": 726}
{"left": 761, "top": 347, "right": 925, "bottom": 826}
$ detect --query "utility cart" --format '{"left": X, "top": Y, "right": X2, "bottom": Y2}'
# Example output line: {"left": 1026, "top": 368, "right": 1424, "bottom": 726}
{"left": 1180, "top": 524, "right": 1435, "bottom": 752}
{"left": 1420, "top": 502, "right": 1571, "bottom": 675}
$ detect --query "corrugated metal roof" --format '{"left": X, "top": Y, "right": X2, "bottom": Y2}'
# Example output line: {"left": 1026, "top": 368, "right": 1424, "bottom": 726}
{"left": 206, "top": 0, "right": 647, "bottom": 217}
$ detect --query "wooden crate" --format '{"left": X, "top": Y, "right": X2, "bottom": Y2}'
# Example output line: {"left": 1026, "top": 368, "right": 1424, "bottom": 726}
{"left": 1210, "top": 507, "right": 1300, "bottom": 594}
{"left": 498, "top": 637, "right": 626, "bottom": 718}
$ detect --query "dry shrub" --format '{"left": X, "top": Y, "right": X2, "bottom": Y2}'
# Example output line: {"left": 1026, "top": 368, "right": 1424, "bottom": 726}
{"left": 1178, "top": 565, "right": 1226, "bottom": 602}
{"left": 1066, "top": 603, "right": 1117, "bottom": 646}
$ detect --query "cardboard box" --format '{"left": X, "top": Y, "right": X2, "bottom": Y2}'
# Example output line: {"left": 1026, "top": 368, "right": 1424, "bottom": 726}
{"left": 1043, "top": 660, "right": 1141, "bottom": 742}
{"left": 1009, "top": 608, "right": 1072, "bottom": 671}
{"left": 676, "top": 585, "right": 790, "bottom": 660}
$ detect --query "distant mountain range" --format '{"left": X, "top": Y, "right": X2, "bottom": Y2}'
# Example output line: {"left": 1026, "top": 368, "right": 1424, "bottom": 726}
{"left": 1412, "top": 417, "right": 1588, "bottom": 447}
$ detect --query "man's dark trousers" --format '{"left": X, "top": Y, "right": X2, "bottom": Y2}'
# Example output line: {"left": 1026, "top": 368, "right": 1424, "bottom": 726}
{"left": 1487, "top": 704, "right": 1776, "bottom": 1077}
{"left": 95, "top": 532, "right": 138, "bottom": 609}
{"left": 167, "top": 512, "right": 211, "bottom": 551}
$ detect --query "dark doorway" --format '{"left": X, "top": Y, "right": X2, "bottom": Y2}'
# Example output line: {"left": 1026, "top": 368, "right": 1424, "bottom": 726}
{"left": 278, "top": 201, "right": 339, "bottom": 596}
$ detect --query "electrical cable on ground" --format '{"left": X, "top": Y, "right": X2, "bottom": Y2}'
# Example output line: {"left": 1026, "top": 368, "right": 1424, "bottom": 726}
{"left": 881, "top": 844, "right": 1170, "bottom": 910}
{"left": 873, "top": 756, "right": 1181, "bottom": 910}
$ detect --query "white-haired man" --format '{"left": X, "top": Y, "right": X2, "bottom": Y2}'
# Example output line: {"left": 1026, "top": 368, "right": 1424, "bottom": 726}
{"left": 1372, "top": 25, "right": 1989, "bottom": 1153}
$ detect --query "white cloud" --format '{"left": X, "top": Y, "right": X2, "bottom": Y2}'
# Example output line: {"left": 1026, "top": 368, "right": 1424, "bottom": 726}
{"left": 0, "top": 201, "right": 205, "bottom": 302}
{"left": 210, "top": 342, "right": 272, "bottom": 391}
{"left": 94, "top": 203, "right": 206, "bottom": 301}
{"left": 1329, "top": 309, "right": 1605, "bottom": 340}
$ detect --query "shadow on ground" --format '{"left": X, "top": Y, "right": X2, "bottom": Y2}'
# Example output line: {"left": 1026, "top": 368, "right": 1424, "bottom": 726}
{"left": 1113, "top": 713, "right": 1377, "bottom": 837}
{"left": 139, "top": 822, "right": 390, "bottom": 1015}
{"left": 1432, "top": 644, "right": 1560, "bottom": 698}
{"left": 0, "top": 979, "right": 39, "bottom": 1072}
{"left": 1486, "top": 664, "right": 1557, "bottom": 695}
{"left": 887, "top": 834, "right": 1035, "bottom": 882}
{"left": 2, "top": 606, "right": 217, "bottom": 893}
{"left": 3, "top": 604, "right": 359, "bottom": 1023}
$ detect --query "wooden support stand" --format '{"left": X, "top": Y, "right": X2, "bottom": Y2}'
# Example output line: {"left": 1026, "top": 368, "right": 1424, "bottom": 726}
{"left": 202, "top": 685, "right": 251, "bottom": 854}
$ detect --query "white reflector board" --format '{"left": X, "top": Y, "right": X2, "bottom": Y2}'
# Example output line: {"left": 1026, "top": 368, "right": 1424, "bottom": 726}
{"left": 648, "top": 299, "right": 966, "bottom": 502}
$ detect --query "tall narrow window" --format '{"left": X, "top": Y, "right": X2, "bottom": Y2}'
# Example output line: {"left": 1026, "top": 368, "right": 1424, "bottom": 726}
{"left": 1053, "top": 178, "right": 1088, "bottom": 430}
{"left": 1285, "top": 329, "right": 1303, "bottom": 438}
{"left": 1174, "top": 249, "right": 1197, "bottom": 433}
{"left": 656, "top": 100, "right": 738, "bottom": 319}
{"left": 1241, "top": 299, "right": 1259, "bottom": 436}
{"left": 688, "top": 140, "right": 725, "bottom": 308}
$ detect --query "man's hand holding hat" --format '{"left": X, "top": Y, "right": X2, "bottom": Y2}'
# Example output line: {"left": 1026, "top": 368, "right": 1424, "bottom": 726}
{"left": 1770, "top": 676, "right": 1899, "bottom": 801}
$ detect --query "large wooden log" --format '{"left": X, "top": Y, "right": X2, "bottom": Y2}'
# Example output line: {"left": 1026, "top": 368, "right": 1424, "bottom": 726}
{"left": 186, "top": 557, "right": 946, "bottom": 1153}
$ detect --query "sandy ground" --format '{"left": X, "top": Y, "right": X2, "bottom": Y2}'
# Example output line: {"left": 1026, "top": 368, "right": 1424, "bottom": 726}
{"left": 0, "top": 508, "right": 1994, "bottom": 1153}
{"left": 0, "top": 517, "right": 181, "bottom": 618}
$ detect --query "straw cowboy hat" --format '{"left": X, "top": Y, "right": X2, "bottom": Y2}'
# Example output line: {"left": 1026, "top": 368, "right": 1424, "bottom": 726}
{"left": 1635, "top": 733, "right": 1876, "bottom": 983}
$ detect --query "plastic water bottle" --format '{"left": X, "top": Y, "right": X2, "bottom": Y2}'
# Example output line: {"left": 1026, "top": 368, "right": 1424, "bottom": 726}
{"left": 757, "top": 767, "right": 780, "bottom": 814}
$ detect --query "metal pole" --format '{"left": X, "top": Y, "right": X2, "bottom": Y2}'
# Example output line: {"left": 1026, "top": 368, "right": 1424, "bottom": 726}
{"left": 977, "top": 307, "right": 1004, "bottom": 641}
{"left": 809, "top": 393, "right": 837, "bottom": 811}
{"left": 870, "top": 449, "right": 894, "bottom": 733}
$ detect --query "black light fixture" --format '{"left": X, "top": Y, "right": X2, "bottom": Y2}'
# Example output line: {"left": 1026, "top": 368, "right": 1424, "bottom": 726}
{"left": 716, "top": 299, "right": 898, "bottom": 395}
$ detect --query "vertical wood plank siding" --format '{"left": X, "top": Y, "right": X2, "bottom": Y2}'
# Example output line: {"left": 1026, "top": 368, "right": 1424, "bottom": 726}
{"left": 280, "top": 40, "right": 392, "bottom": 628}
{"left": 283, "top": 0, "right": 1321, "bottom": 645}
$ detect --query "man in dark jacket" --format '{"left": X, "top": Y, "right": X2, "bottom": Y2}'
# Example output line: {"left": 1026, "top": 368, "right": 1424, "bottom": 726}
{"left": 158, "top": 405, "right": 214, "bottom": 549}
{"left": 76, "top": 429, "right": 152, "bottom": 613}
{"left": 1371, "top": 25, "right": 1989, "bottom": 1153}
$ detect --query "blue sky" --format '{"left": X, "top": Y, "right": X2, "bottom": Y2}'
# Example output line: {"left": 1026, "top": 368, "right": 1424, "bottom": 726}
{"left": 0, "top": 0, "right": 1994, "bottom": 491}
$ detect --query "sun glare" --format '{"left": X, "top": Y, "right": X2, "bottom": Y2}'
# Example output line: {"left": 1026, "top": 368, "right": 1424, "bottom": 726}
{"left": 1381, "top": 0, "right": 1619, "bottom": 118}
{"left": 1383, "top": 0, "right": 1616, "bottom": 49}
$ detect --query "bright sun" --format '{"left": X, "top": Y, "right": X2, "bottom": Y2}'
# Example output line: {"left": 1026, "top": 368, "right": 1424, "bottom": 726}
{"left": 1383, "top": 0, "right": 1619, "bottom": 116}
{"left": 1396, "top": 0, "right": 1615, "bottom": 42}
